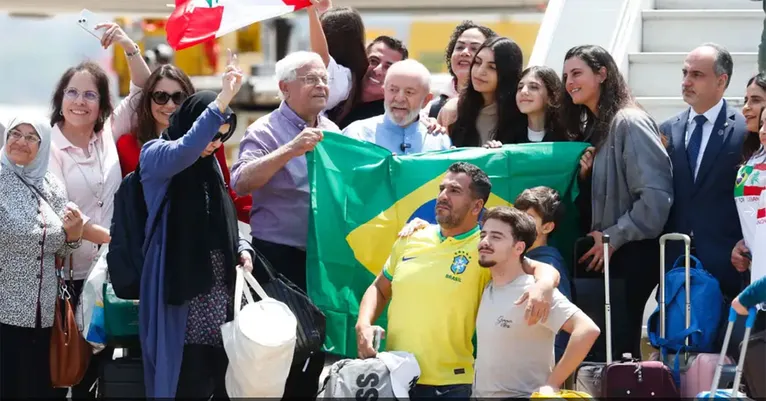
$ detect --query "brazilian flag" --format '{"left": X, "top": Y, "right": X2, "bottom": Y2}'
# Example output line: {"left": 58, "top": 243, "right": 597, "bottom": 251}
{"left": 306, "top": 132, "right": 588, "bottom": 358}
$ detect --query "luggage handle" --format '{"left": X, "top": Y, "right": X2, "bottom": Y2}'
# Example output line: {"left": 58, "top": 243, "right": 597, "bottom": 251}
{"left": 709, "top": 306, "right": 758, "bottom": 395}
{"left": 658, "top": 233, "right": 692, "bottom": 363}
{"left": 602, "top": 234, "right": 612, "bottom": 365}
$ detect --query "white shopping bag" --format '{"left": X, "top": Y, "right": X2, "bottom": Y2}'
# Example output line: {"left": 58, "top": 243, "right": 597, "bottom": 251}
{"left": 75, "top": 244, "right": 108, "bottom": 353}
{"left": 222, "top": 267, "right": 297, "bottom": 398}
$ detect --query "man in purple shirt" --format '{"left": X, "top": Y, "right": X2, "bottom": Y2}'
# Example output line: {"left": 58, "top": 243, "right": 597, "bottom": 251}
{"left": 231, "top": 50, "right": 338, "bottom": 399}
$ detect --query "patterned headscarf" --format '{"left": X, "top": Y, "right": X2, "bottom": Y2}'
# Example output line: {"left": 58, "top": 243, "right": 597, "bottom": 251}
{"left": 0, "top": 114, "right": 52, "bottom": 189}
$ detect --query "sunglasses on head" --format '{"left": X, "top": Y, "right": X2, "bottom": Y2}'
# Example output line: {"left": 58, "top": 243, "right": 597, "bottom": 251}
{"left": 151, "top": 91, "right": 187, "bottom": 106}
{"left": 212, "top": 114, "right": 237, "bottom": 143}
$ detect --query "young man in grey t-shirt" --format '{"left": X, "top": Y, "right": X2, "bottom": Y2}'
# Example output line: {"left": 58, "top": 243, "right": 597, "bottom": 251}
{"left": 473, "top": 207, "right": 601, "bottom": 398}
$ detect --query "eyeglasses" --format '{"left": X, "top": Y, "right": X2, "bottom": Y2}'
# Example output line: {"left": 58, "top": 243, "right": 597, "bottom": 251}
{"left": 63, "top": 88, "right": 99, "bottom": 103}
{"left": 297, "top": 74, "right": 329, "bottom": 87}
{"left": 151, "top": 91, "right": 187, "bottom": 106}
{"left": 212, "top": 114, "right": 237, "bottom": 143}
{"left": 7, "top": 130, "right": 41, "bottom": 144}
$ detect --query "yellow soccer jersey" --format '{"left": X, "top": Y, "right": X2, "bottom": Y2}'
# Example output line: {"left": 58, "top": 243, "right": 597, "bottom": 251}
{"left": 382, "top": 224, "right": 491, "bottom": 386}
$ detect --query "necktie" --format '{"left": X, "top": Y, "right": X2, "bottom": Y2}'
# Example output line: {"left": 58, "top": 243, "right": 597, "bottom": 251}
{"left": 686, "top": 114, "right": 707, "bottom": 178}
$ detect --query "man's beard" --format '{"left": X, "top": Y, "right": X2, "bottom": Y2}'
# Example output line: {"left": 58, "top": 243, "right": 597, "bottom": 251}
{"left": 435, "top": 203, "right": 470, "bottom": 228}
{"left": 384, "top": 104, "right": 420, "bottom": 126}
{"left": 478, "top": 257, "right": 496, "bottom": 268}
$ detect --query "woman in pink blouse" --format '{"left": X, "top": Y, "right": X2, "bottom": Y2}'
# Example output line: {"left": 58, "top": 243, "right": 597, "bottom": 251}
{"left": 47, "top": 22, "right": 151, "bottom": 398}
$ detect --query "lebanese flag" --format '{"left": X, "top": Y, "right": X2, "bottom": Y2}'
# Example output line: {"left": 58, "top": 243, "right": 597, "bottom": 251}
{"left": 744, "top": 163, "right": 766, "bottom": 196}
{"left": 166, "top": 0, "right": 312, "bottom": 50}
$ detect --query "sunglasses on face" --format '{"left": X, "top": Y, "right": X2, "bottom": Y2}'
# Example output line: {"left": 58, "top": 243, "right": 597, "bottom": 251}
{"left": 151, "top": 91, "right": 187, "bottom": 106}
{"left": 63, "top": 88, "right": 99, "bottom": 103}
{"left": 212, "top": 114, "right": 237, "bottom": 143}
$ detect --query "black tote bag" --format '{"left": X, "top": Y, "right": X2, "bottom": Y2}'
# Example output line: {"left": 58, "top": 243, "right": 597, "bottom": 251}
{"left": 248, "top": 247, "right": 327, "bottom": 366}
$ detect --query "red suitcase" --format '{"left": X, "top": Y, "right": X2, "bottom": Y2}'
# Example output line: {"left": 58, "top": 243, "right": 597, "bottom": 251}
{"left": 574, "top": 234, "right": 680, "bottom": 398}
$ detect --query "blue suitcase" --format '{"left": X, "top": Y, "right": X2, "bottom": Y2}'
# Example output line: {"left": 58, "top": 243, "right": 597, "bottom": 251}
{"left": 695, "top": 306, "right": 759, "bottom": 400}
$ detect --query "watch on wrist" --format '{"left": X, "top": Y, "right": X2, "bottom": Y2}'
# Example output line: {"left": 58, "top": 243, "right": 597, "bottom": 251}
{"left": 125, "top": 43, "right": 140, "bottom": 58}
{"left": 66, "top": 237, "right": 83, "bottom": 250}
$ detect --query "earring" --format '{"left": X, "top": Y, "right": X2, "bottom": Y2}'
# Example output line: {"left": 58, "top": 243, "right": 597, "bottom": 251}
{"left": 59, "top": 110, "right": 63, "bottom": 116}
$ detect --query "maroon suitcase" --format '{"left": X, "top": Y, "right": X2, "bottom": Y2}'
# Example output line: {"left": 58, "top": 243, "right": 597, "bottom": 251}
{"left": 574, "top": 234, "right": 680, "bottom": 398}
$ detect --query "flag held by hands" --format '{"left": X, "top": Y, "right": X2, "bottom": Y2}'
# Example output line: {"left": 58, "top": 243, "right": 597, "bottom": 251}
{"left": 166, "top": 0, "right": 312, "bottom": 50}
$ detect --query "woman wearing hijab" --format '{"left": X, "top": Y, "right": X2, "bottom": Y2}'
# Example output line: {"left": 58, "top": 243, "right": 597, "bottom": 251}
{"left": 138, "top": 53, "right": 254, "bottom": 398}
{"left": 0, "top": 115, "right": 85, "bottom": 398}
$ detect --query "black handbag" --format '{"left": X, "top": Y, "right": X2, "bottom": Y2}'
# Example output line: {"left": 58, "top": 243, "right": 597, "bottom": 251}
{"left": 249, "top": 247, "right": 327, "bottom": 366}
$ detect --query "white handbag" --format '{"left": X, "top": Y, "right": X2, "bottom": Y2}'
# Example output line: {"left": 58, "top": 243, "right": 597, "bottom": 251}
{"left": 222, "top": 267, "right": 297, "bottom": 398}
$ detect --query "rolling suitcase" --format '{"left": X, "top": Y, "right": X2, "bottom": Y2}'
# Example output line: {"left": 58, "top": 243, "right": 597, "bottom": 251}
{"left": 571, "top": 237, "right": 630, "bottom": 363}
{"left": 97, "top": 349, "right": 145, "bottom": 399}
{"left": 649, "top": 233, "right": 734, "bottom": 397}
{"left": 574, "top": 235, "right": 679, "bottom": 398}
{"left": 695, "top": 306, "right": 758, "bottom": 400}
{"left": 741, "top": 328, "right": 765, "bottom": 398}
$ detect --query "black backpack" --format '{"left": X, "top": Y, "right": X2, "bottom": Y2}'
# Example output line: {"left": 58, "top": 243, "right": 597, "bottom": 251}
{"left": 106, "top": 165, "right": 166, "bottom": 300}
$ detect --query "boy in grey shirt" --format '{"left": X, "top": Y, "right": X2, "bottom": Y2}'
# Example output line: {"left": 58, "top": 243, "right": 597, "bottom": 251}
{"left": 473, "top": 207, "right": 600, "bottom": 398}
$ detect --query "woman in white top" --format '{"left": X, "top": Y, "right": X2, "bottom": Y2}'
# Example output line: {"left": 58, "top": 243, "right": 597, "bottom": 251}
{"left": 308, "top": 0, "right": 367, "bottom": 124}
{"left": 47, "top": 22, "right": 151, "bottom": 397}
{"left": 732, "top": 72, "right": 766, "bottom": 282}
{"left": 507, "top": 66, "right": 568, "bottom": 145}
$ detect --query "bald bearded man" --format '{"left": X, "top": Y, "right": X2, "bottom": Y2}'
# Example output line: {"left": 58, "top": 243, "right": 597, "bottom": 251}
{"left": 341, "top": 59, "right": 451, "bottom": 154}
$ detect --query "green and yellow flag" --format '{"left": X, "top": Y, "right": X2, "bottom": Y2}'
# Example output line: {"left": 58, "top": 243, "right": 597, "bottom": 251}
{"left": 306, "top": 132, "right": 588, "bottom": 357}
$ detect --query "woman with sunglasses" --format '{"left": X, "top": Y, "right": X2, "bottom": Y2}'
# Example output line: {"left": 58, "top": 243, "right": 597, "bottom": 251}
{"left": 47, "top": 22, "right": 152, "bottom": 398}
{"left": 114, "top": 64, "right": 253, "bottom": 222}
{"left": 138, "top": 53, "right": 254, "bottom": 399}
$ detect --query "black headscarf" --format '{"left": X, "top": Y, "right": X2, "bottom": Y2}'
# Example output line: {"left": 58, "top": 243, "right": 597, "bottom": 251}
{"left": 162, "top": 90, "right": 239, "bottom": 305}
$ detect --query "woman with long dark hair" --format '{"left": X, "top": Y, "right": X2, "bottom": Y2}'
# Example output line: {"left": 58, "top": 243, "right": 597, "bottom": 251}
{"left": 308, "top": 0, "right": 368, "bottom": 124}
{"left": 561, "top": 44, "right": 673, "bottom": 359}
{"left": 731, "top": 72, "right": 766, "bottom": 276}
{"left": 138, "top": 55, "right": 254, "bottom": 398}
{"left": 427, "top": 21, "right": 497, "bottom": 118}
{"left": 513, "top": 65, "right": 567, "bottom": 144}
{"left": 114, "top": 64, "right": 252, "bottom": 222}
{"left": 438, "top": 36, "right": 526, "bottom": 147}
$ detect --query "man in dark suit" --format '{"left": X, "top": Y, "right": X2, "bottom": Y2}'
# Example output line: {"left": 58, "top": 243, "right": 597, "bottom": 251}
{"left": 660, "top": 43, "right": 750, "bottom": 356}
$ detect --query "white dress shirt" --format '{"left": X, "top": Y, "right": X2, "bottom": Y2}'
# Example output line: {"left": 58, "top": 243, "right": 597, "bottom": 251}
{"left": 685, "top": 98, "right": 724, "bottom": 179}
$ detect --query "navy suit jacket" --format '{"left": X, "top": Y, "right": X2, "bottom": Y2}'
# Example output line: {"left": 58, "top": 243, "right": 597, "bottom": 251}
{"left": 660, "top": 100, "right": 748, "bottom": 299}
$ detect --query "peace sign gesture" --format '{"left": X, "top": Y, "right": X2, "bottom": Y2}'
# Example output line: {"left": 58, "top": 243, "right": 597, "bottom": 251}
{"left": 219, "top": 48, "right": 244, "bottom": 108}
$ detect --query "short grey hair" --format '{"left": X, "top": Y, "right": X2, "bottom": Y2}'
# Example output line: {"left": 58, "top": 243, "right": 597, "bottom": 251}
{"left": 699, "top": 42, "right": 733, "bottom": 89}
{"left": 275, "top": 51, "right": 324, "bottom": 99}
{"left": 384, "top": 59, "right": 431, "bottom": 90}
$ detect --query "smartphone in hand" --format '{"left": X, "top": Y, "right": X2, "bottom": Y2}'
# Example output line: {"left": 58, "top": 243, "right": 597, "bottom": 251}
{"left": 77, "top": 9, "right": 105, "bottom": 40}
{"left": 741, "top": 251, "right": 752, "bottom": 261}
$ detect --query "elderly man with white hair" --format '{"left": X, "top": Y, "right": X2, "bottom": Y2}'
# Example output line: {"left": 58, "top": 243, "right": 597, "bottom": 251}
{"left": 342, "top": 59, "right": 452, "bottom": 154}
{"left": 230, "top": 50, "right": 335, "bottom": 399}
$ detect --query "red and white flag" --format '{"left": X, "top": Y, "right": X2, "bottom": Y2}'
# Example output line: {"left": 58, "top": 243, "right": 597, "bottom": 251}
{"left": 166, "top": 0, "right": 312, "bottom": 50}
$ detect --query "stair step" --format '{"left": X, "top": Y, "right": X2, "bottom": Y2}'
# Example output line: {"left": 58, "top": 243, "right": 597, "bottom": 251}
{"left": 656, "top": 0, "right": 762, "bottom": 10}
{"left": 642, "top": 9, "right": 762, "bottom": 52}
{"left": 629, "top": 52, "right": 758, "bottom": 97}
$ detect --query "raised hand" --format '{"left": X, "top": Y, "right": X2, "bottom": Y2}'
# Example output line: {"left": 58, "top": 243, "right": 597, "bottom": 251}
{"left": 94, "top": 22, "right": 135, "bottom": 50}
{"left": 310, "top": 0, "right": 332, "bottom": 14}
{"left": 219, "top": 49, "right": 245, "bottom": 108}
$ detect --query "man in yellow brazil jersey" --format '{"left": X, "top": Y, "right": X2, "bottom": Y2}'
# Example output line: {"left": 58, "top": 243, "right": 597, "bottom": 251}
{"left": 355, "top": 162, "right": 561, "bottom": 399}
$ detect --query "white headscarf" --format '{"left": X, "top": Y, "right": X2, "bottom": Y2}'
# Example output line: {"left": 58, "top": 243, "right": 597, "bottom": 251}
{"left": 0, "top": 114, "right": 52, "bottom": 189}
